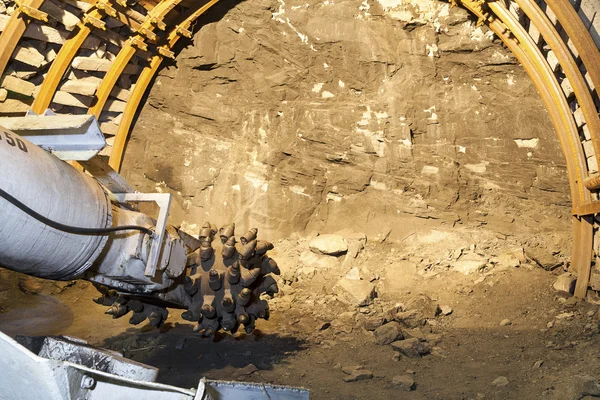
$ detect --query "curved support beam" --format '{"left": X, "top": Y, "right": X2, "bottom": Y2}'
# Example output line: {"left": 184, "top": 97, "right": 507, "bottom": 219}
{"left": 544, "top": 0, "right": 600, "bottom": 97}
{"left": 487, "top": 0, "right": 589, "bottom": 206}
{"left": 109, "top": 0, "right": 219, "bottom": 170}
{"left": 0, "top": 0, "right": 46, "bottom": 78}
{"left": 31, "top": 9, "right": 104, "bottom": 114}
{"left": 88, "top": 0, "right": 182, "bottom": 117}
{"left": 487, "top": 0, "right": 594, "bottom": 296}
{"left": 515, "top": 0, "right": 600, "bottom": 180}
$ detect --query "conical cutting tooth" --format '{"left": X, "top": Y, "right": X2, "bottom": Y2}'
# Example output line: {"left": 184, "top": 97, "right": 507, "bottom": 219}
{"left": 201, "top": 304, "right": 216, "bottom": 319}
{"left": 128, "top": 300, "right": 144, "bottom": 313}
{"left": 237, "top": 312, "right": 250, "bottom": 325}
{"left": 254, "top": 276, "right": 279, "bottom": 297}
{"left": 261, "top": 258, "right": 281, "bottom": 275}
{"left": 244, "top": 316, "right": 256, "bottom": 334}
{"left": 221, "top": 313, "right": 237, "bottom": 331}
{"left": 219, "top": 223, "right": 235, "bottom": 244}
{"left": 106, "top": 303, "right": 128, "bottom": 318}
{"left": 237, "top": 288, "right": 252, "bottom": 306}
{"left": 199, "top": 239, "right": 214, "bottom": 262}
{"left": 149, "top": 312, "right": 163, "bottom": 327}
{"left": 222, "top": 236, "right": 237, "bottom": 259}
{"left": 255, "top": 240, "right": 274, "bottom": 256}
{"left": 240, "top": 228, "right": 258, "bottom": 245}
{"left": 239, "top": 240, "right": 257, "bottom": 260}
{"left": 184, "top": 276, "right": 198, "bottom": 296}
{"left": 199, "top": 222, "right": 214, "bottom": 241}
{"left": 228, "top": 262, "right": 241, "bottom": 284}
{"left": 208, "top": 269, "right": 222, "bottom": 291}
{"left": 221, "top": 295, "right": 236, "bottom": 313}
{"left": 241, "top": 268, "right": 261, "bottom": 287}
{"left": 129, "top": 312, "right": 146, "bottom": 325}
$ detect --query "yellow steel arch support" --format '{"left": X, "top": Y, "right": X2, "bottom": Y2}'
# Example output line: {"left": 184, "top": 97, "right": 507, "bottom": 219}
{"left": 0, "top": 0, "right": 47, "bottom": 78}
{"left": 88, "top": 0, "right": 183, "bottom": 118}
{"left": 108, "top": 0, "right": 220, "bottom": 170}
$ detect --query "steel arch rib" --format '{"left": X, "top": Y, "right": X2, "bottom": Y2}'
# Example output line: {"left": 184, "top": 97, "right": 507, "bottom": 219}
{"left": 0, "top": 0, "right": 46, "bottom": 79}
{"left": 31, "top": 9, "right": 103, "bottom": 114}
{"left": 515, "top": 0, "right": 600, "bottom": 184}
{"left": 484, "top": 0, "right": 594, "bottom": 296}
{"left": 109, "top": 0, "right": 219, "bottom": 170}
{"left": 544, "top": 0, "right": 600, "bottom": 99}
{"left": 88, "top": 0, "right": 182, "bottom": 117}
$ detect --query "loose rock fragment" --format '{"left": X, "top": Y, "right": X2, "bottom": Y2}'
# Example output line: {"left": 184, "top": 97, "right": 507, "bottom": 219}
{"left": 500, "top": 319, "right": 512, "bottom": 326}
{"left": 392, "top": 375, "right": 416, "bottom": 391}
{"left": 526, "top": 248, "right": 562, "bottom": 270}
{"left": 309, "top": 234, "right": 348, "bottom": 256}
{"left": 552, "top": 375, "right": 600, "bottom": 400}
{"left": 391, "top": 338, "right": 431, "bottom": 358}
{"left": 233, "top": 364, "right": 259, "bottom": 379}
{"left": 553, "top": 272, "right": 576, "bottom": 294}
{"left": 374, "top": 322, "right": 403, "bottom": 345}
{"left": 440, "top": 305, "right": 453, "bottom": 315}
{"left": 491, "top": 376, "right": 509, "bottom": 387}
{"left": 335, "top": 278, "right": 376, "bottom": 307}
{"left": 342, "top": 367, "right": 373, "bottom": 383}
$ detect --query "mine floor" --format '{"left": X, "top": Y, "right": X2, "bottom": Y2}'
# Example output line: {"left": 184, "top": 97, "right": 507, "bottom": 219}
{"left": 1, "top": 228, "right": 598, "bottom": 400}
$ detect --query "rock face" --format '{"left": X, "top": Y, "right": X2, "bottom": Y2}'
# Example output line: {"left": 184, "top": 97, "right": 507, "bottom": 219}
{"left": 122, "top": 0, "right": 570, "bottom": 241}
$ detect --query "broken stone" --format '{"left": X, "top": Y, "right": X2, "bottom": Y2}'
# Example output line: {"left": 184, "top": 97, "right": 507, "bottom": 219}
{"left": 390, "top": 338, "right": 431, "bottom": 358}
{"left": 394, "top": 310, "right": 424, "bottom": 328}
{"left": 553, "top": 272, "right": 576, "bottom": 294}
{"left": 60, "top": 78, "right": 99, "bottom": 97}
{"left": 526, "top": 248, "right": 562, "bottom": 270}
{"left": 401, "top": 327, "right": 427, "bottom": 341}
{"left": 347, "top": 240, "right": 364, "bottom": 258}
{"left": 374, "top": 322, "right": 403, "bottom": 345}
{"left": 452, "top": 254, "right": 488, "bottom": 274}
{"left": 343, "top": 369, "right": 373, "bottom": 382}
{"left": 0, "top": 89, "right": 6, "bottom": 102}
{"left": 335, "top": 278, "right": 376, "bottom": 307}
{"left": 71, "top": 56, "right": 142, "bottom": 74}
{"left": 533, "top": 360, "right": 543, "bottom": 369}
{"left": 0, "top": 15, "right": 100, "bottom": 49}
{"left": 0, "top": 99, "right": 30, "bottom": 113}
{"left": 52, "top": 91, "right": 94, "bottom": 108}
{"left": 13, "top": 45, "right": 45, "bottom": 68}
{"left": 555, "top": 312, "right": 575, "bottom": 320}
{"left": 440, "top": 305, "right": 453, "bottom": 315}
{"left": 392, "top": 375, "right": 416, "bottom": 391}
{"left": 18, "top": 277, "right": 42, "bottom": 294}
{"left": 491, "top": 376, "right": 509, "bottom": 387}
{"left": 299, "top": 251, "right": 339, "bottom": 270}
{"left": 344, "top": 267, "right": 361, "bottom": 281}
{"left": 491, "top": 252, "right": 521, "bottom": 269}
{"left": 233, "top": 364, "right": 258, "bottom": 379}
{"left": 309, "top": 234, "right": 348, "bottom": 256}
{"left": 1, "top": 75, "right": 35, "bottom": 97}
{"left": 407, "top": 294, "right": 441, "bottom": 319}
{"left": 500, "top": 319, "right": 512, "bottom": 326}
{"left": 363, "top": 316, "right": 385, "bottom": 331}
{"left": 552, "top": 375, "right": 600, "bottom": 400}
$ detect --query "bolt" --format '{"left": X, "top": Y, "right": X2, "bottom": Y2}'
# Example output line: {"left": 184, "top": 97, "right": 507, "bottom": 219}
{"left": 80, "top": 375, "right": 95, "bottom": 389}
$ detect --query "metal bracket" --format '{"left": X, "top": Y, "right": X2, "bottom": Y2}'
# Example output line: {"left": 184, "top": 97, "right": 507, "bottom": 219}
{"left": 14, "top": 0, "right": 48, "bottom": 21}
{"left": 158, "top": 45, "right": 175, "bottom": 59}
{"left": 113, "top": 192, "right": 172, "bottom": 277}
{"left": 130, "top": 35, "right": 148, "bottom": 51}
{"left": 0, "top": 110, "right": 106, "bottom": 161}
{"left": 83, "top": 14, "right": 106, "bottom": 30}
{"left": 96, "top": 0, "right": 117, "bottom": 17}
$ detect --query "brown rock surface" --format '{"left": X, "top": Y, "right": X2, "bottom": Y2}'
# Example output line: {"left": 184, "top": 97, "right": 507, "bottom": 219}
{"left": 121, "top": 0, "right": 567, "bottom": 242}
